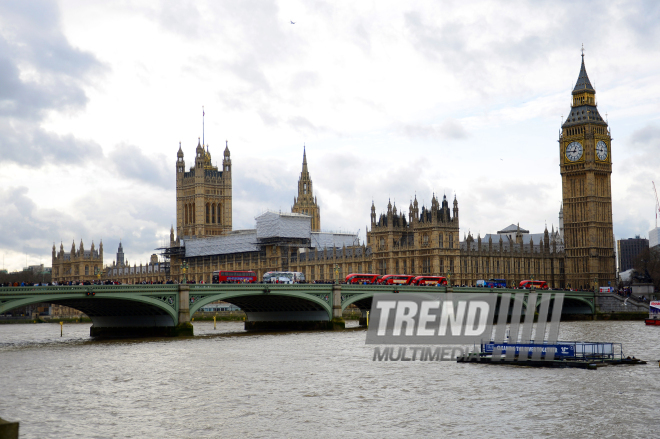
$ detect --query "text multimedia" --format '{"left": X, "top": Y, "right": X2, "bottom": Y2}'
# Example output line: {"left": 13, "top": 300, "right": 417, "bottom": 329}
{"left": 372, "top": 346, "right": 478, "bottom": 361}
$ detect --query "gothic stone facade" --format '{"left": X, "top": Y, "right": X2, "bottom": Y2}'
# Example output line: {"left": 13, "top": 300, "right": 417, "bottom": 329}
{"left": 559, "top": 53, "right": 616, "bottom": 290}
{"left": 176, "top": 139, "right": 232, "bottom": 239}
{"left": 52, "top": 240, "right": 103, "bottom": 283}
{"left": 291, "top": 148, "right": 321, "bottom": 231}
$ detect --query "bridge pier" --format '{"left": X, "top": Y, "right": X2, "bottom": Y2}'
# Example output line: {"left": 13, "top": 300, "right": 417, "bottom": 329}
{"left": 358, "top": 309, "right": 369, "bottom": 327}
{"left": 176, "top": 285, "right": 194, "bottom": 336}
{"left": 331, "top": 284, "right": 346, "bottom": 330}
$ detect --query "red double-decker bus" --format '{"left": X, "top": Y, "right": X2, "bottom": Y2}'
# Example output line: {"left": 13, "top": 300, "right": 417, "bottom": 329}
{"left": 212, "top": 270, "right": 257, "bottom": 283}
{"left": 412, "top": 276, "right": 448, "bottom": 286}
{"left": 519, "top": 280, "right": 549, "bottom": 290}
{"left": 345, "top": 273, "right": 381, "bottom": 284}
{"left": 379, "top": 274, "right": 415, "bottom": 285}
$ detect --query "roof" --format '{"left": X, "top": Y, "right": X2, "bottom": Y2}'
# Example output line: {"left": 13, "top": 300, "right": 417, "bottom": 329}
{"left": 562, "top": 105, "right": 606, "bottom": 128}
{"left": 573, "top": 55, "right": 595, "bottom": 94}
{"left": 497, "top": 224, "right": 529, "bottom": 234}
{"left": 484, "top": 232, "right": 544, "bottom": 245}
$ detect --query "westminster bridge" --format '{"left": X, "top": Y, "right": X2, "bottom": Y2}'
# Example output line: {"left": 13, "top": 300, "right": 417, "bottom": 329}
{"left": 0, "top": 284, "right": 597, "bottom": 337}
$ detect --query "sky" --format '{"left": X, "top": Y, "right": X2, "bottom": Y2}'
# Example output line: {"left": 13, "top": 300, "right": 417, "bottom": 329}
{"left": 1, "top": 0, "right": 659, "bottom": 272}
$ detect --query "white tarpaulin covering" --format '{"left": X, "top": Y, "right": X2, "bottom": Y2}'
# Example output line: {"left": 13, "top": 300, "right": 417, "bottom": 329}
{"left": 256, "top": 211, "right": 311, "bottom": 239}
{"left": 311, "top": 232, "right": 357, "bottom": 249}
{"left": 183, "top": 230, "right": 259, "bottom": 257}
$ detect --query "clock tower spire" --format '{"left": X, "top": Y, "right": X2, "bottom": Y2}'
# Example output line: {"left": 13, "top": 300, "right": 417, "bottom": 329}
{"left": 559, "top": 50, "right": 615, "bottom": 290}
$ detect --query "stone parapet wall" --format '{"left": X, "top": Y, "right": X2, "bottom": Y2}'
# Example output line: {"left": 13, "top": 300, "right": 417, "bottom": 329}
{"left": 596, "top": 293, "right": 649, "bottom": 313}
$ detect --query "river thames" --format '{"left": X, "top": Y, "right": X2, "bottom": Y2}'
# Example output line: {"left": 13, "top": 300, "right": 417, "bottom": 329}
{"left": 1, "top": 320, "right": 659, "bottom": 438}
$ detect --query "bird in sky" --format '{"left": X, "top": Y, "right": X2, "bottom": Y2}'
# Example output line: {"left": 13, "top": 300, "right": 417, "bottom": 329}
{"left": 291, "top": 20, "right": 295, "bottom": 24}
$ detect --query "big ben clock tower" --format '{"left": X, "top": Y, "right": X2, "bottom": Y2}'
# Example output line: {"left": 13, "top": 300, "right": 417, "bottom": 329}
{"left": 559, "top": 50, "right": 616, "bottom": 290}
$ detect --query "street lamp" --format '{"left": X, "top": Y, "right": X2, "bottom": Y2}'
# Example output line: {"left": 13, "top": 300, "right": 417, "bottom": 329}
{"left": 181, "top": 261, "right": 189, "bottom": 284}
{"left": 333, "top": 263, "right": 340, "bottom": 284}
{"left": 94, "top": 267, "right": 104, "bottom": 284}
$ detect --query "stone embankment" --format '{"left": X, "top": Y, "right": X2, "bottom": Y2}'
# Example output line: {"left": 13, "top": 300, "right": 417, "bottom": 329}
{"left": 594, "top": 293, "right": 649, "bottom": 320}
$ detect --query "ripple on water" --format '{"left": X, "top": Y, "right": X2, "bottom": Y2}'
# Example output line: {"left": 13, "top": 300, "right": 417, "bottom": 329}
{"left": 0, "top": 320, "right": 659, "bottom": 438}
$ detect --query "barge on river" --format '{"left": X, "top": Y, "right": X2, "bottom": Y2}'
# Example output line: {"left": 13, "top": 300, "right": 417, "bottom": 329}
{"left": 457, "top": 341, "right": 646, "bottom": 369}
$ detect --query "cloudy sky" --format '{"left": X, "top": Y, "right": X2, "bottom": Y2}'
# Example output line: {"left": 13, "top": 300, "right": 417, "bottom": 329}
{"left": 1, "top": 0, "right": 659, "bottom": 271}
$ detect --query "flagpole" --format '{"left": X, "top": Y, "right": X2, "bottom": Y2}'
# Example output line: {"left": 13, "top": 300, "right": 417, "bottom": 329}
{"left": 202, "top": 106, "right": 205, "bottom": 146}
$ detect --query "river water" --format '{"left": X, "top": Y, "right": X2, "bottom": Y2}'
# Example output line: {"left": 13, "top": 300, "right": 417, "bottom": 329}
{"left": 1, "top": 320, "right": 659, "bottom": 438}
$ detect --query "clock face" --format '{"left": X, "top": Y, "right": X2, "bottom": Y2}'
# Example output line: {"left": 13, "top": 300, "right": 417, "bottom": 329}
{"left": 596, "top": 140, "right": 608, "bottom": 160}
{"left": 566, "top": 141, "right": 583, "bottom": 162}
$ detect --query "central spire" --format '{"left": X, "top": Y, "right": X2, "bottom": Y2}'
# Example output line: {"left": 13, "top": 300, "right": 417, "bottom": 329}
{"left": 573, "top": 48, "right": 594, "bottom": 94}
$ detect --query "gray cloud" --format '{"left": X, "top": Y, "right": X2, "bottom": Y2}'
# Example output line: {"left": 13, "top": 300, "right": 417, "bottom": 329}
{"left": 623, "top": 1, "right": 660, "bottom": 47}
{"left": 401, "top": 118, "right": 468, "bottom": 140}
{"left": 108, "top": 144, "right": 171, "bottom": 189}
{"left": 0, "top": 0, "right": 104, "bottom": 167}
{"left": 0, "top": 186, "right": 90, "bottom": 254}
{"left": 0, "top": 119, "right": 103, "bottom": 168}
{"left": 630, "top": 124, "right": 660, "bottom": 147}
{"left": 621, "top": 123, "right": 660, "bottom": 171}
{"left": 402, "top": 3, "right": 616, "bottom": 97}
{"left": 287, "top": 116, "right": 332, "bottom": 134}
{"left": 290, "top": 71, "right": 320, "bottom": 90}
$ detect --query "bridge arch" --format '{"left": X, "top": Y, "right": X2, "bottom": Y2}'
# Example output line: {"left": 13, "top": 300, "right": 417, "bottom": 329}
{"left": 341, "top": 292, "right": 374, "bottom": 313}
{"left": 550, "top": 296, "right": 594, "bottom": 315}
{"left": 189, "top": 290, "right": 333, "bottom": 322}
{"left": 0, "top": 291, "right": 178, "bottom": 328}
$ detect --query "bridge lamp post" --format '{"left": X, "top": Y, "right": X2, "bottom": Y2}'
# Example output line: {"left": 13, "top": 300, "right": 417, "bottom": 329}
{"left": 181, "top": 261, "right": 189, "bottom": 284}
{"left": 94, "top": 267, "right": 104, "bottom": 284}
{"left": 334, "top": 264, "right": 340, "bottom": 284}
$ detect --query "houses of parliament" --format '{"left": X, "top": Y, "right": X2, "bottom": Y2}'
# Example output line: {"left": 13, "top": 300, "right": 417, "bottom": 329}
{"left": 52, "top": 54, "right": 616, "bottom": 290}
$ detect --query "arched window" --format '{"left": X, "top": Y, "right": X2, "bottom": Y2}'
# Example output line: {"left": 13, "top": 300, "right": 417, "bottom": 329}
{"left": 448, "top": 233, "right": 453, "bottom": 249}
{"left": 85, "top": 265, "right": 89, "bottom": 276}
{"left": 439, "top": 234, "right": 443, "bottom": 248}
{"left": 192, "top": 203, "right": 195, "bottom": 223}
{"left": 217, "top": 203, "right": 222, "bottom": 225}
{"left": 206, "top": 204, "right": 210, "bottom": 224}
{"left": 211, "top": 204, "right": 216, "bottom": 224}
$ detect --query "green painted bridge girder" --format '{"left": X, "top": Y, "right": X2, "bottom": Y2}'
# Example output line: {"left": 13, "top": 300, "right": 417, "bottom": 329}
{"left": 0, "top": 285, "right": 180, "bottom": 324}
{"left": 1, "top": 284, "right": 596, "bottom": 324}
